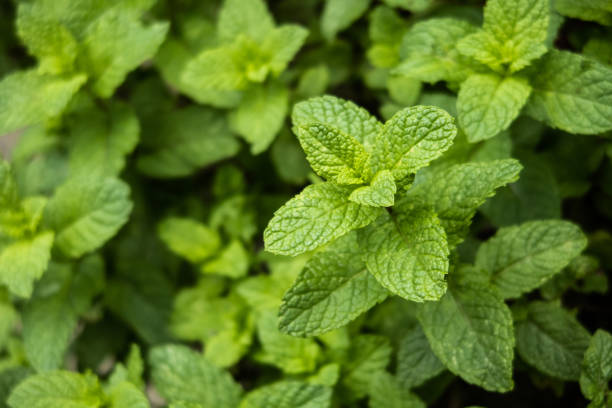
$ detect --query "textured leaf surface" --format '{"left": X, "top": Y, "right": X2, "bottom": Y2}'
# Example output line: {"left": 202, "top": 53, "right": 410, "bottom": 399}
{"left": 580, "top": 330, "right": 612, "bottom": 404}
{"left": 457, "top": 74, "right": 532, "bottom": 142}
{"left": 240, "top": 381, "right": 332, "bottom": 408}
{"left": 370, "top": 106, "right": 457, "bottom": 180}
{"left": 278, "top": 233, "right": 387, "bottom": 336}
{"left": 418, "top": 281, "right": 515, "bottom": 392}
{"left": 264, "top": 182, "right": 381, "bottom": 256}
{"left": 348, "top": 170, "right": 396, "bottom": 207}
{"left": 321, "top": 0, "right": 371, "bottom": 41}
{"left": 396, "top": 325, "right": 445, "bottom": 389}
{"left": 476, "top": 220, "right": 587, "bottom": 299}
{"left": 45, "top": 177, "right": 132, "bottom": 258}
{"left": 516, "top": 301, "right": 591, "bottom": 380}
{"left": 149, "top": 344, "right": 242, "bottom": 408}
{"left": 359, "top": 208, "right": 449, "bottom": 302}
{"left": 526, "top": 50, "right": 612, "bottom": 134}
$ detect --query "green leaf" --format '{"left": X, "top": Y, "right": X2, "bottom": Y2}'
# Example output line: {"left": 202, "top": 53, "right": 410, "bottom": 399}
{"left": 218, "top": 0, "right": 274, "bottom": 43}
{"left": 158, "top": 217, "right": 220, "bottom": 264}
{"left": 370, "top": 106, "right": 457, "bottom": 181}
{"left": 457, "top": 0, "right": 549, "bottom": 72}
{"left": 359, "top": 208, "right": 449, "bottom": 302}
{"left": 341, "top": 335, "right": 392, "bottom": 398}
{"left": 418, "top": 281, "right": 515, "bottom": 392}
{"left": 368, "top": 371, "right": 426, "bottom": 408}
{"left": 525, "top": 50, "right": 612, "bottom": 135}
{"left": 230, "top": 81, "right": 289, "bottom": 154}
{"left": 348, "top": 170, "right": 396, "bottom": 207}
{"left": 457, "top": 74, "right": 532, "bottom": 142}
{"left": 396, "top": 325, "right": 445, "bottom": 389}
{"left": 278, "top": 233, "right": 387, "bottom": 336}
{"left": 554, "top": 0, "right": 612, "bottom": 26}
{"left": 516, "top": 301, "right": 591, "bottom": 380}
{"left": 475, "top": 220, "right": 587, "bottom": 299}
{"left": 149, "top": 344, "right": 242, "bottom": 408}
{"left": 7, "top": 371, "right": 102, "bottom": 408}
{"left": 580, "top": 330, "right": 612, "bottom": 404}
{"left": 181, "top": 44, "right": 248, "bottom": 93}
{"left": 292, "top": 96, "right": 382, "bottom": 151}
{"left": 105, "top": 382, "right": 148, "bottom": 408}
{"left": 44, "top": 177, "right": 132, "bottom": 258}
{"left": 403, "top": 159, "right": 522, "bottom": 246}
{"left": 295, "top": 122, "right": 369, "bottom": 184}
{"left": 262, "top": 25, "right": 309, "bottom": 75}
{"left": 0, "top": 232, "right": 54, "bottom": 298}
{"left": 78, "top": 9, "right": 168, "bottom": 98}
{"left": 0, "top": 70, "right": 86, "bottom": 135}
{"left": 240, "top": 381, "right": 332, "bottom": 408}
{"left": 264, "top": 182, "right": 382, "bottom": 256}
{"left": 201, "top": 240, "right": 249, "bottom": 279}
{"left": 321, "top": 0, "right": 372, "bottom": 41}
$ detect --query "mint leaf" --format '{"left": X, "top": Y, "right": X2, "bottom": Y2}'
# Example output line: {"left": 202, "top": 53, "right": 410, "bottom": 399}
{"left": 475, "top": 220, "right": 587, "bottom": 299}
{"left": 516, "top": 301, "right": 591, "bottom": 380}
{"left": 240, "top": 381, "right": 332, "bottom": 408}
{"left": 44, "top": 177, "right": 132, "bottom": 258}
{"left": 396, "top": 325, "right": 445, "bottom": 389}
{"left": 158, "top": 217, "right": 220, "bottom": 264}
{"left": 580, "top": 330, "right": 612, "bottom": 405}
{"left": 418, "top": 281, "right": 515, "bottom": 392}
{"left": 218, "top": 0, "right": 274, "bottom": 43}
{"left": 341, "top": 335, "right": 392, "bottom": 398}
{"left": 321, "top": 0, "right": 371, "bottom": 41}
{"left": 554, "top": 0, "right": 612, "bottom": 26}
{"left": 359, "top": 208, "right": 449, "bottom": 302}
{"left": 278, "top": 233, "right": 387, "bottom": 336}
{"left": 262, "top": 26, "right": 309, "bottom": 75}
{"left": 201, "top": 240, "right": 249, "bottom": 279}
{"left": 105, "top": 382, "right": 148, "bottom": 408}
{"left": 181, "top": 44, "right": 249, "bottom": 92}
{"left": 368, "top": 372, "right": 426, "bottom": 408}
{"left": 370, "top": 105, "right": 457, "bottom": 181}
{"left": 149, "top": 344, "right": 242, "bottom": 408}
{"left": 457, "top": 74, "right": 532, "bottom": 142}
{"left": 526, "top": 50, "right": 612, "bottom": 134}
{"left": 264, "top": 182, "right": 382, "bottom": 256}
{"left": 348, "top": 170, "right": 396, "bottom": 207}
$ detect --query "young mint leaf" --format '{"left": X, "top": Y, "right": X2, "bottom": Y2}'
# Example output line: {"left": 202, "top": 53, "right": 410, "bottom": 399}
{"left": 7, "top": 371, "right": 102, "bottom": 408}
{"left": 181, "top": 45, "right": 249, "bottom": 92}
{"left": 105, "top": 382, "right": 148, "bottom": 408}
{"left": 525, "top": 50, "right": 612, "bottom": 135}
{"left": 157, "top": 217, "right": 221, "bottom": 264}
{"left": 580, "top": 330, "right": 612, "bottom": 405}
{"left": 44, "top": 176, "right": 132, "bottom": 258}
{"left": 368, "top": 371, "right": 426, "bottom": 408}
{"left": 554, "top": 0, "right": 612, "bottom": 26}
{"left": 516, "top": 301, "right": 591, "bottom": 380}
{"left": 348, "top": 170, "right": 396, "bottom": 207}
{"left": 321, "top": 0, "right": 371, "bottom": 41}
{"left": 367, "top": 6, "right": 407, "bottom": 68}
{"left": 218, "top": 0, "right": 274, "bottom": 44}
{"left": 295, "top": 122, "right": 369, "bottom": 184}
{"left": 341, "top": 335, "right": 392, "bottom": 398}
{"left": 149, "top": 344, "right": 242, "bottom": 408}
{"left": 457, "top": 74, "right": 532, "bottom": 142}
{"left": 475, "top": 220, "right": 587, "bottom": 299}
{"left": 240, "top": 381, "right": 332, "bottom": 408}
{"left": 278, "top": 232, "right": 388, "bottom": 336}
{"left": 402, "top": 159, "right": 522, "bottom": 246}
{"left": 418, "top": 280, "right": 515, "bottom": 392}
{"left": 457, "top": 0, "right": 549, "bottom": 73}
{"left": 396, "top": 325, "right": 445, "bottom": 389}
{"left": 262, "top": 25, "right": 309, "bottom": 75}
{"left": 359, "top": 208, "right": 449, "bottom": 302}
{"left": 370, "top": 105, "right": 457, "bottom": 181}
{"left": 292, "top": 96, "right": 382, "bottom": 151}
{"left": 201, "top": 240, "right": 249, "bottom": 279}
{"left": 264, "top": 182, "right": 382, "bottom": 256}
{"left": 0, "top": 70, "right": 86, "bottom": 135}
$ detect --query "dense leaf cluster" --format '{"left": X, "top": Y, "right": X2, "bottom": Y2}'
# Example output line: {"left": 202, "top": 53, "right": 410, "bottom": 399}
{"left": 0, "top": 0, "right": 611, "bottom": 407}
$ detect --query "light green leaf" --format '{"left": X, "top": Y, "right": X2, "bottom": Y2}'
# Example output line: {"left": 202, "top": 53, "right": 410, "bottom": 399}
{"left": 457, "top": 0, "right": 549, "bottom": 72}
{"left": 359, "top": 208, "right": 449, "bottom": 302}
{"left": 418, "top": 281, "right": 515, "bottom": 392}
{"left": 264, "top": 182, "right": 382, "bottom": 256}
{"left": 475, "top": 220, "right": 587, "bottom": 299}
{"left": 149, "top": 344, "right": 242, "bottom": 408}
{"left": 368, "top": 372, "right": 426, "bottom": 408}
{"left": 580, "top": 330, "right": 612, "bottom": 404}
{"left": 201, "top": 240, "right": 249, "bottom": 279}
{"left": 0, "top": 232, "right": 54, "bottom": 298}
{"left": 295, "top": 123, "right": 369, "bottom": 184}
{"left": 321, "top": 0, "right": 372, "bottom": 41}
{"left": 240, "top": 381, "right": 332, "bottom": 408}
{"left": 278, "top": 233, "right": 387, "bottom": 336}
{"left": 525, "top": 50, "right": 612, "bottom": 134}
{"left": 218, "top": 0, "right": 274, "bottom": 43}
{"left": 181, "top": 44, "right": 248, "bottom": 92}
{"left": 105, "top": 382, "right": 149, "bottom": 408}
{"left": 349, "top": 170, "right": 396, "bottom": 207}
{"left": 292, "top": 96, "right": 382, "bottom": 151}
{"left": 262, "top": 25, "right": 309, "bottom": 75}
{"left": 457, "top": 74, "right": 532, "bottom": 142}
{"left": 370, "top": 105, "right": 457, "bottom": 180}
{"left": 516, "top": 301, "right": 591, "bottom": 380}
{"left": 230, "top": 81, "right": 289, "bottom": 154}
{"left": 7, "top": 371, "right": 102, "bottom": 408}
{"left": 158, "top": 217, "right": 220, "bottom": 264}
{"left": 341, "top": 335, "right": 392, "bottom": 398}
{"left": 396, "top": 325, "right": 445, "bottom": 389}
{"left": 44, "top": 177, "right": 132, "bottom": 258}
{"left": 403, "top": 159, "right": 522, "bottom": 246}
{"left": 0, "top": 70, "right": 86, "bottom": 135}
{"left": 554, "top": 0, "right": 612, "bottom": 26}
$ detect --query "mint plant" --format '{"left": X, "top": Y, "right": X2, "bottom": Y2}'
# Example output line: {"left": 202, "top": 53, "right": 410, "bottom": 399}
{"left": 0, "top": 0, "right": 611, "bottom": 407}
